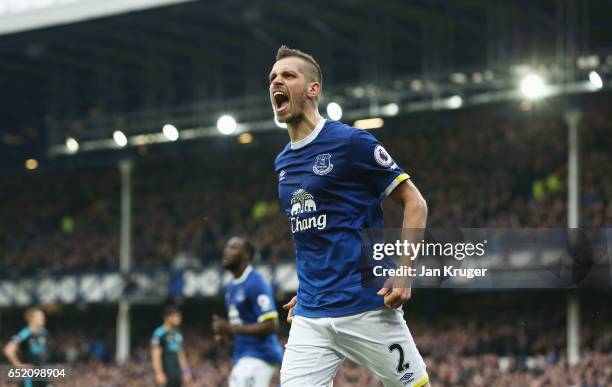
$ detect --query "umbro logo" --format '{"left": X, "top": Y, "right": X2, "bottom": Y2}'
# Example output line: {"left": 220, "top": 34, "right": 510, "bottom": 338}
{"left": 400, "top": 372, "right": 414, "bottom": 385}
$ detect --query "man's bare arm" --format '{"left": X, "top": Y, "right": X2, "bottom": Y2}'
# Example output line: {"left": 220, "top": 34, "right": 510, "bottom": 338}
{"left": 150, "top": 345, "right": 166, "bottom": 383}
{"left": 377, "top": 179, "right": 428, "bottom": 308}
{"left": 178, "top": 349, "right": 192, "bottom": 383}
{"left": 390, "top": 179, "right": 428, "bottom": 229}
{"left": 213, "top": 314, "right": 279, "bottom": 337}
{"left": 3, "top": 341, "right": 23, "bottom": 367}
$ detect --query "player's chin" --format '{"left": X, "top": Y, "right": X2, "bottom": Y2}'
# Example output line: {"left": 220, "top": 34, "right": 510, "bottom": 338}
{"left": 275, "top": 111, "right": 290, "bottom": 123}
{"left": 275, "top": 103, "right": 294, "bottom": 121}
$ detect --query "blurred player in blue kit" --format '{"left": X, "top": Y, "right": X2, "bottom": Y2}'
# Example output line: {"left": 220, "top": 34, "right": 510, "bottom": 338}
{"left": 212, "top": 236, "right": 283, "bottom": 387}
{"left": 270, "top": 46, "right": 430, "bottom": 387}
{"left": 3, "top": 307, "right": 49, "bottom": 387}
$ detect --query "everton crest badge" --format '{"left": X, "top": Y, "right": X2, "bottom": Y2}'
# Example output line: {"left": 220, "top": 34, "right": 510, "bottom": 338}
{"left": 313, "top": 153, "right": 333, "bottom": 175}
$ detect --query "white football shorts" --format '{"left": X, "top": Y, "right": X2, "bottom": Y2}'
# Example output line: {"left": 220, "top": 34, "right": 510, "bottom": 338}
{"left": 280, "top": 308, "right": 428, "bottom": 387}
{"left": 229, "top": 356, "right": 278, "bottom": 387}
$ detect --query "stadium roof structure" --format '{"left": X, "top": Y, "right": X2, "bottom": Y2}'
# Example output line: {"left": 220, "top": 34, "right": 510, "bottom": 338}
{"left": 1, "top": 0, "right": 612, "bottom": 164}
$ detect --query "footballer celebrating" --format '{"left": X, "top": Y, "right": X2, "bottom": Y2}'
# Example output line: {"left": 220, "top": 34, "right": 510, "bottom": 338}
{"left": 270, "top": 46, "right": 430, "bottom": 387}
{"left": 151, "top": 306, "right": 192, "bottom": 387}
{"left": 212, "top": 236, "right": 283, "bottom": 387}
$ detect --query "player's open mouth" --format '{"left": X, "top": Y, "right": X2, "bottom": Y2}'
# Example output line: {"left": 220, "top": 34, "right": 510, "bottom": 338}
{"left": 273, "top": 91, "right": 290, "bottom": 113}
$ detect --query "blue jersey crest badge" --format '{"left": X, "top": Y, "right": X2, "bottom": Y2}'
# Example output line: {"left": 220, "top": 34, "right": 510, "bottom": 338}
{"left": 313, "top": 153, "right": 333, "bottom": 175}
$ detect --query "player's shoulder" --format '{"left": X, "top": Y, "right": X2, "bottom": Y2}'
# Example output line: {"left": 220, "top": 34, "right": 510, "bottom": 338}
{"left": 325, "top": 120, "right": 382, "bottom": 152}
{"left": 152, "top": 325, "right": 166, "bottom": 338}
{"left": 16, "top": 327, "right": 31, "bottom": 339}
{"left": 313, "top": 119, "right": 362, "bottom": 145}
{"left": 326, "top": 119, "right": 359, "bottom": 135}
{"left": 245, "top": 267, "right": 262, "bottom": 284}
{"left": 274, "top": 142, "right": 292, "bottom": 170}
{"left": 40, "top": 327, "right": 48, "bottom": 336}
{"left": 275, "top": 121, "right": 357, "bottom": 160}
{"left": 245, "top": 268, "right": 270, "bottom": 288}
{"left": 222, "top": 280, "right": 234, "bottom": 293}
{"left": 248, "top": 267, "right": 265, "bottom": 280}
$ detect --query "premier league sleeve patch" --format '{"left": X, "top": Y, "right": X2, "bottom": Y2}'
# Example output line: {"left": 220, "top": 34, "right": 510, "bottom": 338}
{"left": 350, "top": 129, "right": 407, "bottom": 195}
{"left": 257, "top": 294, "right": 273, "bottom": 312}
{"left": 374, "top": 145, "right": 394, "bottom": 167}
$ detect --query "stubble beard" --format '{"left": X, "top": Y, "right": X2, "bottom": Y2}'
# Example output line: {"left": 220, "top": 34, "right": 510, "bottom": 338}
{"left": 223, "top": 258, "right": 241, "bottom": 272}
{"left": 280, "top": 94, "right": 307, "bottom": 125}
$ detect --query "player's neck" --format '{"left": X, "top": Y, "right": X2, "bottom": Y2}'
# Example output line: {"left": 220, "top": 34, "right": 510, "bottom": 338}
{"left": 287, "top": 110, "right": 322, "bottom": 143}
{"left": 163, "top": 322, "right": 174, "bottom": 331}
{"left": 231, "top": 262, "right": 250, "bottom": 279}
{"left": 28, "top": 324, "right": 41, "bottom": 333}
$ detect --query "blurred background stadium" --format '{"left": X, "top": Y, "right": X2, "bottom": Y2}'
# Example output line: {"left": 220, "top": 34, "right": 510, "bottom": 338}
{"left": 0, "top": 0, "right": 611, "bottom": 386}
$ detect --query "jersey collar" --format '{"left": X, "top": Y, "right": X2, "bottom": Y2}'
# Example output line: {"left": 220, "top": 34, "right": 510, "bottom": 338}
{"left": 290, "top": 118, "right": 326, "bottom": 150}
{"left": 232, "top": 264, "right": 253, "bottom": 284}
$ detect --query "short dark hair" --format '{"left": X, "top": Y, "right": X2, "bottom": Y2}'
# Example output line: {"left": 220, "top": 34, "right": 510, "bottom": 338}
{"left": 242, "top": 239, "right": 255, "bottom": 261}
{"left": 276, "top": 45, "right": 323, "bottom": 87}
{"left": 162, "top": 305, "right": 180, "bottom": 318}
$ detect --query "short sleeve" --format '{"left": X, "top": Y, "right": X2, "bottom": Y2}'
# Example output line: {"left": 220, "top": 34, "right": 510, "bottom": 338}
{"left": 249, "top": 275, "right": 278, "bottom": 323}
{"left": 350, "top": 129, "right": 410, "bottom": 196}
{"left": 12, "top": 328, "right": 30, "bottom": 343}
{"left": 151, "top": 329, "right": 163, "bottom": 346}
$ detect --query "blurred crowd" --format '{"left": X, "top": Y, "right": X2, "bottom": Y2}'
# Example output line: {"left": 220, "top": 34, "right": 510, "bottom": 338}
{"left": 11, "top": 303, "right": 610, "bottom": 387}
{"left": 1, "top": 99, "right": 611, "bottom": 277}
{"left": 44, "top": 349, "right": 612, "bottom": 387}
{"left": 0, "top": 168, "right": 120, "bottom": 276}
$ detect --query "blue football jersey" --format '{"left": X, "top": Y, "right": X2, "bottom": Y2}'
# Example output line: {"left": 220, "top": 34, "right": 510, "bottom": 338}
{"left": 275, "top": 119, "right": 409, "bottom": 318}
{"left": 224, "top": 265, "right": 283, "bottom": 364}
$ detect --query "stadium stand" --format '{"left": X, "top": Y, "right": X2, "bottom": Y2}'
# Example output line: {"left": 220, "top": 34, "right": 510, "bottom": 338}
{"left": 1, "top": 98, "right": 611, "bottom": 278}
{"left": 2, "top": 2, "right": 612, "bottom": 386}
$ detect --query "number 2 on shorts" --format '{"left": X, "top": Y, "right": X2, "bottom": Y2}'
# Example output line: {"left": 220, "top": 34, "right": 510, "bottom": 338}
{"left": 388, "top": 343, "right": 410, "bottom": 373}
